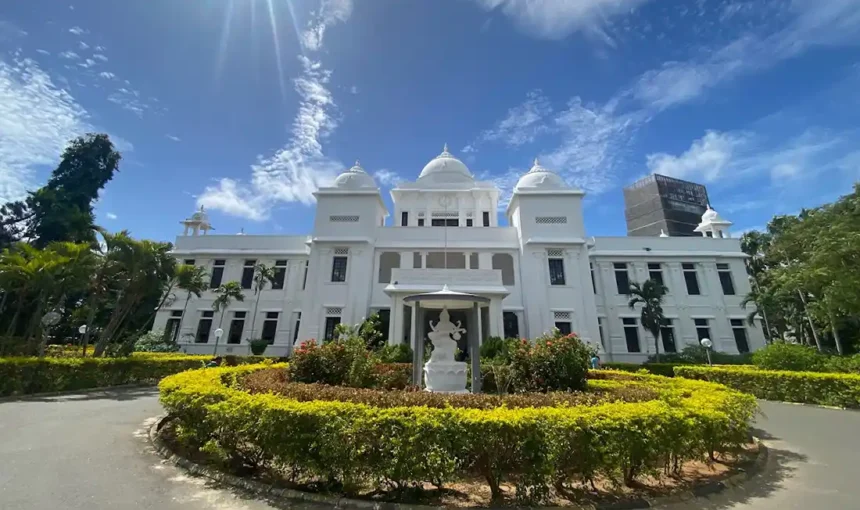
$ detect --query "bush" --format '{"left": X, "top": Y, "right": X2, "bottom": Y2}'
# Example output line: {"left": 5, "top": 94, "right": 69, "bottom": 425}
{"left": 509, "top": 330, "right": 592, "bottom": 392}
{"left": 675, "top": 365, "right": 860, "bottom": 408}
{"left": 752, "top": 342, "right": 825, "bottom": 372}
{"left": 602, "top": 362, "right": 680, "bottom": 378}
{"left": 0, "top": 353, "right": 209, "bottom": 397}
{"left": 376, "top": 343, "right": 413, "bottom": 363}
{"left": 647, "top": 345, "right": 752, "bottom": 365}
{"left": 823, "top": 354, "right": 860, "bottom": 374}
{"left": 160, "top": 364, "right": 756, "bottom": 502}
{"left": 247, "top": 339, "right": 269, "bottom": 356}
{"left": 480, "top": 336, "right": 517, "bottom": 361}
{"left": 134, "top": 331, "right": 181, "bottom": 353}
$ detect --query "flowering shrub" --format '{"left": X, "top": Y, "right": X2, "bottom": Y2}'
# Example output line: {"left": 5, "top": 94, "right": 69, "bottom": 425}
{"left": 509, "top": 329, "right": 593, "bottom": 392}
{"left": 289, "top": 337, "right": 379, "bottom": 388}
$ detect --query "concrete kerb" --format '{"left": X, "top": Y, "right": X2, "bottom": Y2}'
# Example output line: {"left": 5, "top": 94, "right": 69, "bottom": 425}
{"left": 147, "top": 414, "right": 770, "bottom": 510}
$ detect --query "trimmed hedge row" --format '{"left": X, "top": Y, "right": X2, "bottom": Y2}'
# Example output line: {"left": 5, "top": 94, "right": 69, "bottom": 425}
{"left": 160, "top": 364, "right": 756, "bottom": 502}
{"left": 0, "top": 353, "right": 210, "bottom": 397}
{"left": 601, "top": 362, "right": 684, "bottom": 377}
{"left": 675, "top": 365, "right": 860, "bottom": 409}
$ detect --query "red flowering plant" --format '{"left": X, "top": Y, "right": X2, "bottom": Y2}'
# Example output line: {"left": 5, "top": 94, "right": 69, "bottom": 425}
{"left": 509, "top": 328, "right": 593, "bottom": 392}
{"left": 289, "top": 334, "right": 380, "bottom": 388}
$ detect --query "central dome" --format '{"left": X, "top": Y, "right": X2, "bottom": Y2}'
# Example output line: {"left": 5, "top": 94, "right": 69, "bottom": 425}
{"left": 418, "top": 144, "right": 473, "bottom": 183}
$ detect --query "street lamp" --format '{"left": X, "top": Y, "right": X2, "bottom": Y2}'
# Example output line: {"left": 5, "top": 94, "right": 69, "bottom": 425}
{"left": 213, "top": 328, "right": 224, "bottom": 357}
{"left": 39, "top": 311, "right": 62, "bottom": 357}
{"left": 700, "top": 338, "right": 713, "bottom": 366}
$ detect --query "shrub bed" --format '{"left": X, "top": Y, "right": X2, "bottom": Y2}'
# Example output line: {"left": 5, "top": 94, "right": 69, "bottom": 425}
{"left": 0, "top": 353, "right": 210, "bottom": 397}
{"left": 675, "top": 365, "right": 860, "bottom": 408}
{"left": 160, "top": 364, "right": 756, "bottom": 503}
{"left": 751, "top": 342, "right": 860, "bottom": 373}
{"left": 601, "top": 362, "right": 683, "bottom": 377}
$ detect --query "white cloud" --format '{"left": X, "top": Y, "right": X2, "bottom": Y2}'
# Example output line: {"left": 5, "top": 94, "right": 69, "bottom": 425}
{"left": 199, "top": 0, "right": 354, "bottom": 219}
{"left": 107, "top": 87, "right": 148, "bottom": 117}
{"left": 0, "top": 57, "right": 89, "bottom": 202}
{"left": 301, "top": 0, "right": 353, "bottom": 51}
{"left": 165, "top": 134, "right": 181, "bottom": 142}
{"left": 0, "top": 21, "right": 28, "bottom": 40}
{"left": 35, "top": 49, "right": 50, "bottom": 56}
{"left": 94, "top": 45, "right": 106, "bottom": 52}
{"left": 105, "top": 212, "right": 117, "bottom": 220}
{"left": 98, "top": 71, "right": 115, "bottom": 80}
{"left": 68, "top": 26, "right": 87, "bottom": 36}
{"left": 77, "top": 58, "right": 97, "bottom": 69}
{"left": 473, "top": 0, "right": 648, "bottom": 42}
{"left": 92, "top": 54, "right": 108, "bottom": 62}
{"left": 59, "top": 51, "right": 79, "bottom": 60}
{"left": 373, "top": 169, "right": 400, "bottom": 187}
{"left": 646, "top": 131, "right": 746, "bottom": 182}
{"left": 78, "top": 41, "right": 89, "bottom": 50}
{"left": 349, "top": 85, "right": 358, "bottom": 94}
{"left": 473, "top": 89, "right": 553, "bottom": 148}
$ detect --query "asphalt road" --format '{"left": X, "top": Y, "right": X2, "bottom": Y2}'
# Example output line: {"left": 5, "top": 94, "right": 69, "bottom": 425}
{"left": 0, "top": 389, "right": 857, "bottom": 509}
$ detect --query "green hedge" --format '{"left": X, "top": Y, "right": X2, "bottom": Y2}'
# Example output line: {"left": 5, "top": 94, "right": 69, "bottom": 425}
{"left": 675, "top": 365, "right": 860, "bottom": 408}
{"left": 601, "top": 362, "right": 682, "bottom": 377}
{"left": 0, "top": 353, "right": 210, "bottom": 397}
{"left": 161, "top": 364, "right": 756, "bottom": 502}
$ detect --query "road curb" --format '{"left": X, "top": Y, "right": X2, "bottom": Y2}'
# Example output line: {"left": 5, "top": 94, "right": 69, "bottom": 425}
{"left": 0, "top": 383, "right": 155, "bottom": 403}
{"left": 148, "top": 415, "right": 769, "bottom": 509}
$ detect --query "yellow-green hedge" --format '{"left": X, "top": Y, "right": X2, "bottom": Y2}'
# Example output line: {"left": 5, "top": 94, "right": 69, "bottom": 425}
{"left": 160, "top": 364, "right": 756, "bottom": 502}
{"left": 675, "top": 365, "right": 860, "bottom": 408}
{"left": 0, "top": 353, "right": 210, "bottom": 397}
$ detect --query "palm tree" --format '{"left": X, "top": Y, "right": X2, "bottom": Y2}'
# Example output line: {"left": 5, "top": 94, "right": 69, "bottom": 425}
{"left": 211, "top": 281, "right": 244, "bottom": 356}
{"left": 246, "top": 263, "right": 276, "bottom": 351}
{"left": 174, "top": 265, "right": 209, "bottom": 342}
{"left": 627, "top": 279, "right": 668, "bottom": 362}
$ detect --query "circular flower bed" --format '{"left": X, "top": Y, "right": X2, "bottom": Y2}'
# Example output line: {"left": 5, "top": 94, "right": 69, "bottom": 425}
{"left": 159, "top": 363, "right": 756, "bottom": 505}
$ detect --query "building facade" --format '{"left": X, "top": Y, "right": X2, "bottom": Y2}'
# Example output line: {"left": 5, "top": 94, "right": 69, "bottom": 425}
{"left": 153, "top": 147, "right": 764, "bottom": 362}
{"left": 624, "top": 174, "right": 710, "bottom": 237}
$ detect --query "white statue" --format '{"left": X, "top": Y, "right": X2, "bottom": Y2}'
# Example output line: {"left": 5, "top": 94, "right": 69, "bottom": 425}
{"left": 427, "top": 308, "right": 465, "bottom": 363}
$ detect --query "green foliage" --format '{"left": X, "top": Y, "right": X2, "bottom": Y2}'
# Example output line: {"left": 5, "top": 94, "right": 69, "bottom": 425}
{"left": 134, "top": 330, "right": 181, "bottom": 353}
{"left": 752, "top": 342, "right": 825, "bottom": 371}
{"left": 289, "top": 337, "right": 379, "bottom": 388}
{"left": 0, "top": 353, "right": 207, "bottom": 396}
{"left": 508, "top": 330, "right": 592, "bottom": 392}
{"left": 648, "top": 345, "right": 753, "bottom": 365}
{"left": 676, "top": 365, "right": 860, "bottom": 408}
{"left": 248, "top": 339, "right": 269, "bottom": 356}
{"left": 628, "top": 279, "right": 668, "bottom": 361}
{"left": 602, "top": 362, "right": 681, "bottom": 378}
{"left": 160, "top": 364, "right": 756, "bottom": 501}
{"left": 376, "top": 343, "right": 413, "bottom": 363}
{"left": 479, "top": 336, "right": 517, "bottom": 361}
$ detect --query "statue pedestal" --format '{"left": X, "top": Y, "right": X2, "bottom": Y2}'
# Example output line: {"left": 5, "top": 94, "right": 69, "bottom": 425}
{"left": 423, "top": 360, "right": 468, "bottom": 393}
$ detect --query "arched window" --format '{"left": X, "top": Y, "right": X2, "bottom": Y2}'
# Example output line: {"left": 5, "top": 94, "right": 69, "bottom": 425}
{"left": 378, "top": 252, "right": 400, "bottom": 283}
{"left": 492, "top": 253, "right": 515, "bottom": 286}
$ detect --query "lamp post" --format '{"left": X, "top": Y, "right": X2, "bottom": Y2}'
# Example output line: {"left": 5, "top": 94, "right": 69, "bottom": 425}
{"left": 39, "top": 311, "right": 62, "bottom": 357}
{"left": 700, "top": 338, "right": 713, "bottom": 366}
{"left": 213, "top": 328, "right": 224, "bottom": 357}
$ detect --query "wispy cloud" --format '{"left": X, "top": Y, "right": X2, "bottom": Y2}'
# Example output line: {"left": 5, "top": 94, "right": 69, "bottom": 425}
{"left": 107, "top": 87, "right": 147, "bottom": 117}
{"left": 469, "top": 90, "right": 553, "bottom": 150}
{"left": 373, "top": 169, "right": 400, "bottom": 187}
{"left": 68, "top": 26, "right": 87, "bottom": 36}
{"left": 165, "top": 134, "right": 181, "bottom": 142}
{"left": 98, "top": 71, "right": 115, "bottom": 80}
{"left": 646, "top": 131, "right": 747, "bottom": 182}
{"left": 198, "top": 0, "right": 355, "bottom": 220}
{"left": 0, "top": 57, "right": 89, "bottom": 201}
{"left": 77, "top": 58, "right": 97, "bottom": 69}
{"left": 59, "top": 51, "right": 79, "bottom": 60}
{"left": 0, "top": 20, "right": 28, "bottom": 40}
{"left": 92, "top": 54, "right": 108, "bottom": 62}
{"left": 105, "top": 212, "right": 117, "bottom": 220}
{"left": 35, "top": 49, "right": 50, "bottom": 56}
{"left": 473, "top": 0, "right": 648, "bottom": 42}
{"left": 78, "top": 41, "right": 89, "bottom": 50}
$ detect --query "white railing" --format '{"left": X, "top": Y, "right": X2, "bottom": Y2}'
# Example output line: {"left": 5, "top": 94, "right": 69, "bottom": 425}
{"left": 390, "top": 268, "right": 502, "bottom": 286}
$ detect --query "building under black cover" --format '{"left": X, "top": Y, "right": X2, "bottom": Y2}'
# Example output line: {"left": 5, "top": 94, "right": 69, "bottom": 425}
{"left": 623, "top": 174, "right": 710, "bottom": 237}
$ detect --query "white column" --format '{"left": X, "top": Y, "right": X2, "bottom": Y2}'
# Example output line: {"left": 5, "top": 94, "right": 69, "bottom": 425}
{"left": 391, "top": 296, "right": 403, "bottom": 346}
{"left": 409, "top": 303, "right": 417, "bottom": 349}
{"left": 399, "top": 251, "right": 411, "bottom": 269}
{"left": 478, "top": 252, "right": 492, "bottom": 270}
{"left": 387, "top": 295, "right": 398, "bottom": 345}
{"left": 488, "top": 298, "right": 502, "bottom": 338}
{"left": 421, "top": 251, "right": 427, "bottom": 269}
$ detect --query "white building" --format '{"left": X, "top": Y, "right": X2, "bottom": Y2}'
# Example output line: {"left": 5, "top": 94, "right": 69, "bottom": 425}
{"left": 153, "top": 146, "right": 764, "bottom": 361}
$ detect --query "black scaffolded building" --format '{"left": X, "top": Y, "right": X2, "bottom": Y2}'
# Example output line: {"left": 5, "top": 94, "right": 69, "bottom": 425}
{"left": 623, "top": 174, "right": 710, "bottom": 237}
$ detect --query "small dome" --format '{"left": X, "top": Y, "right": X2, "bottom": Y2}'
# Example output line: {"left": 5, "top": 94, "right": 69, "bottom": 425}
{"left": 701, "top": 205, "right": 725, "bottom": 223}
{"left": 334, "top": 161, "right": 377, "bottom": 189}
{"left": 418, "top": 144, "right": 473, "bottom": 183}
{"left": 515, "top": 158, "right": 569, "bottom": 191}
{"left": 191, "top": 205, "right": 208, "bottom": 221}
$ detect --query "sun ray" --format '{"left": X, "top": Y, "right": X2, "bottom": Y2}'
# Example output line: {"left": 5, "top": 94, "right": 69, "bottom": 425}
{"left": 266, "top": 0, "right": 290, "bottom": 103}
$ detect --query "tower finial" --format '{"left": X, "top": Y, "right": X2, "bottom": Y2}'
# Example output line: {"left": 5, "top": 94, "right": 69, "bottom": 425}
{"left": 443, "top": 142, "right": 449, "bottom": 153}
{"left": 354, "top": 159, "right": 360, "bottom": 168}
{"left": 534, "top": 157, "right": 540, "bottom": 167}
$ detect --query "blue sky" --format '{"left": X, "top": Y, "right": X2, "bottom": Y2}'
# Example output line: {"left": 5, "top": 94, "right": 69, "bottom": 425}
{"left": 1, "top": 0, "right": 859, "bottom": 241}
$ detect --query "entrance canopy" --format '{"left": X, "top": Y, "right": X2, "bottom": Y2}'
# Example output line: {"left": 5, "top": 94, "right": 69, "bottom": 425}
{"left": 403, "top": 284, "right": 490, "bottom": 309}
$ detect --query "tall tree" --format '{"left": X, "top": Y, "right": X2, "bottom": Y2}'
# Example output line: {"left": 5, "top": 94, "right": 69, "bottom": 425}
{"left": 627, "top": 279, "right": 668, "bottom": 362}
{"left": 211, "top": 281, "right": 244, "bottom": 356}
{"left": 246, "top": 264, "right": 276, "bottom": 347}
{"left": 174, "top": 265, "right": 209, "bottom": 342}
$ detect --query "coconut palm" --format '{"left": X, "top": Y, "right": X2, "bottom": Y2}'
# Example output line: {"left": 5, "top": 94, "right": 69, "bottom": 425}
{"left": 211, "top": 281, "right": 245, "bottom": 356}
{"left": 627, "top": 279, "right": 668, "bottom": 362}
{"left": 246, "top": 263, "right": 276, "bottom": 350}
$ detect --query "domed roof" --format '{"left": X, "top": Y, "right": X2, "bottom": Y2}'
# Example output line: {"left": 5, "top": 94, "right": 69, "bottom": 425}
{"left": 333, "top": 161, "right": 377, "bottom": 189}
{"left": 418, "top": 144, "right": 473, "bottom": 182}
{"left": 515, "top": 159, "right": 569, "bottom": 191}
{"left": 191, "top": 205, "right": 209, "bottom": 222}
{"left": 701, "top": 205, "right": 727, "bottom": 223}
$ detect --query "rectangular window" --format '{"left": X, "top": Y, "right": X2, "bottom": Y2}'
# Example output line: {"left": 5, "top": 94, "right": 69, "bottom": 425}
{"left": 648, "top": 262, "right": 664, "bottom": 287}
{"left": 417, "top": 218, "right": 425, "bottom": 227}
{"left": 331, "top": 256, "right": 348, "bottom": 282}
{"left": 272, "top": 260, "right": 287, "bottom": 290}
{"left": 241, "top": 260, "right": 256, "bottom": 289}
{"left": 482, "top": 211, "right": 490, "bottom": 227}
{"left": 660, "top": 318, "right": 677, "bottom": 353}
{"left": 597, "top": 317, "right": 605, "bottom": 348}
{"left": 590, "top": 263, "right": 597, "bottom": 293}
{"left": 717, "top": 263, "right": 735, "bottom": 295}
{"left": 323, "top": 316, "right": 341, "bottom": 342}
{"left": 261, "top": 312, "right": 279, "bottom": 344}
{"left": 302, "top": 261, "right": 309, "bottom": 290}
{"left": 195, "top": 311, "right": 214, "bottom": 343}
{"left": 683, "top": 263, "right": 701, "bottom": 295}
{"left": 227, "top": 311, "right": 246, "bottom": 344}
{"left": 183, "top": 259, "right": 195, "bottom": 266}
{"left": 623, "top": 317, "right": 641, "bottom": 352}
{"left": 466, "top": 218, "right": 473, "bottom": 227}
{"left": 210, "top": 259, "right": 225, "bottom": 288}
{"left": 555, "top": 321, "right": 572, "bottom": 335}
{"left": 293, "top": 312, "right": 301, "bottom": 343}
{"left": 163, "top": 310, "right": 183, "bottom": 343}
{"left": 430, "top": 218, "right": 458, "bottom": 227}
{"left": 731, "top": 319, "right": 750, "bottom": 353}
{"left": 401, "top": 211, "right": 409, "bottom": 226}
{"left": 503, "top": 311, "right": 520, "bottom": 339}
{"left": 614, "top": 263, "right": 630, "bottom": 294}
{"left": 548, "top": 258, "right": 566, "bottom": 285}
{"left": 694, "top": 318, "right": 711, "bottom": 342}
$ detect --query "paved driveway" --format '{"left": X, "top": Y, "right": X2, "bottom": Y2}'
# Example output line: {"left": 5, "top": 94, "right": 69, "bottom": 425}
{"left": 0, "top": 389, "right": 857, "bottom": 509}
